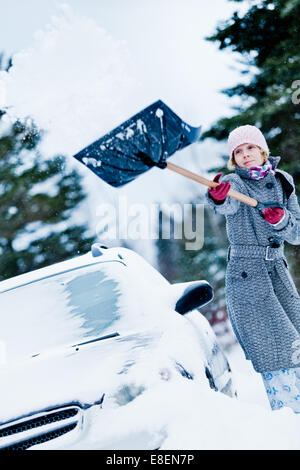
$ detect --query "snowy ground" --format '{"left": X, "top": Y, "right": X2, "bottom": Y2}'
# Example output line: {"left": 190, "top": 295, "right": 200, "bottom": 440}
{"left": 226, "top": 342, "right": 270, "bottom": 410}
{"left": 86, "top": 341, "right": 300, "bottom": 451}
{"left": 158, "top": 343, "right": 300, "bottom": 450}
{"left": 69, "top": 342, "right": 300, "bottom": 451}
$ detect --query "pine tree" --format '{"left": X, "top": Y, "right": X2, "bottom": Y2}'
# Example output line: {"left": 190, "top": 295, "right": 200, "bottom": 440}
{"left": 202, "top": 0, "right": 299, "bottom": 179}
{"left": 0, "top": 115, "right": 95, "bottom": 281}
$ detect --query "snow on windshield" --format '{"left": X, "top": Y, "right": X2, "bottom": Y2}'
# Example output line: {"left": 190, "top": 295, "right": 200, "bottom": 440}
{"left": 0, "top": 261, "right": 133, "bottom": 362}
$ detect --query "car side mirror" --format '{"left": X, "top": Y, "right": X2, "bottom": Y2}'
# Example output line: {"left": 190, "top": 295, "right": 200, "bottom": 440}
{"left": 171, "top": 281, "right": 214, "bottom": 315}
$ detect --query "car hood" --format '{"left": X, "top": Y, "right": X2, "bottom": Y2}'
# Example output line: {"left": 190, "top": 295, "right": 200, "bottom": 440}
{"left": 0, "top": 328, "right": 163, "bottom": 424}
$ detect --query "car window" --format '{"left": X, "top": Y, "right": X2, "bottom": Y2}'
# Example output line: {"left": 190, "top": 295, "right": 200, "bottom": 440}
{"left": 0, "top": 261, "right": 130, "bottom": 363}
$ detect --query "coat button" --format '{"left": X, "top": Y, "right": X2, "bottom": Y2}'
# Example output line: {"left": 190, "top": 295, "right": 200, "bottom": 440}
{"left": 241, "top": 271, "right": 248, "bottom": 278}
{"left": 266, "top": 182, "right": 274, "bottom": 189}
{"left": 268, "top": 236, "right": 280, "bottom": 248}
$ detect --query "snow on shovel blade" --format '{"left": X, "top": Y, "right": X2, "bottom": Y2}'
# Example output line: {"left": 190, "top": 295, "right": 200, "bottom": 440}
{"left": 73, "top": 100, "right": 201, "bottom": 187}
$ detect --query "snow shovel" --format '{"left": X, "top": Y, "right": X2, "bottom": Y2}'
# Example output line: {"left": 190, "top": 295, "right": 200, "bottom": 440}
{"left": 73, "top": 100, "right": 259, "bottom": 208}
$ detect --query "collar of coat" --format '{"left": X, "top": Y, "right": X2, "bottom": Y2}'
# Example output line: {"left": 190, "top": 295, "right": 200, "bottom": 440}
{"left": 235, "top": 156, "right": 294, "bottom": 199}
{"left": 235, "top": 156, "right": 280, "bottom": 180}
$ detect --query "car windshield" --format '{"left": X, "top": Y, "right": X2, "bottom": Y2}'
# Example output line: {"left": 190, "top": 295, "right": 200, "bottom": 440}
{"left": 0, "top": 261, "right": 129, "bottom": 363}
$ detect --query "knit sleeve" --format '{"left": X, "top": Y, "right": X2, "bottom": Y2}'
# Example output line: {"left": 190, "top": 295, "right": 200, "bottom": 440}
{"left": 271, "top": 174, "right": 300, "bottom": 245}
{"left": 205, "top": 174, "right": 242, "bottom": 216}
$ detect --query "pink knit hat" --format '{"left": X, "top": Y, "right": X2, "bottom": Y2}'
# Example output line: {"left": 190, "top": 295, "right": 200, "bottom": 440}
{"left": 228, "top": 125, "right": 269, "bottom": 157}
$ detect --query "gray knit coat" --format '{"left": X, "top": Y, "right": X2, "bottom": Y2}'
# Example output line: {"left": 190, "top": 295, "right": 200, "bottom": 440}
{"left": 206, "top": 157, "right": 300, "bottom": 372}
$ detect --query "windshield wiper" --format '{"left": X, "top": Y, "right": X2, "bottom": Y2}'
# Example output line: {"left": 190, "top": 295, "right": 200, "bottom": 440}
{"left": 72, "top": 332, "right": 120, "bottom": 349}
{"left": 30, "top": 332, "right": 120, "bottom": 359}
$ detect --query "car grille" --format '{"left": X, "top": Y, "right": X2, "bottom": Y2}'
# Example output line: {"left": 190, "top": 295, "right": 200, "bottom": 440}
{"left": 0, "top": 405, "right": 83, "bottom": 450}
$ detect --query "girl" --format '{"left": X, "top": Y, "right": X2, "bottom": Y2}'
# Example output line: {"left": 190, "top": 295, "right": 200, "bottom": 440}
{"left": 206, "top": 125, "right": 300, "bottom": 413}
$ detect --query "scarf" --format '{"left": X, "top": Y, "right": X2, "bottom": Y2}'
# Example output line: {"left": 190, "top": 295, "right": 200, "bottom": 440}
{"left": 248, "top": 160, "right": 275, "bottom": 180}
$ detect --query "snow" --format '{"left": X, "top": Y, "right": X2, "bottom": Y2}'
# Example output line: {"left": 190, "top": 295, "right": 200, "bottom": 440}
{"left": 1, "top": 247, "right": 300, "bottom": 450}
{"left": 103, "top": 380, "right": 300, "bottom": 451}
{"left": 61, "top": 346, "right": 300, "bottom": 450}
{"left": 0, "top": 4, "right": 239, "bottom": 266}
{"left": 82, "top": 157, "right": 102, "bottom": 168}
{"left": 73, "top": 342, "right": 300, "bottom": 451}
{"left": 0, "top": 5, "right": 229, "bottom": 205}
{"left": 1, "top": 3, "right": 300, "bottom": 450}
{"left": 0, "top": 5, "right": 138, "bottom": 159}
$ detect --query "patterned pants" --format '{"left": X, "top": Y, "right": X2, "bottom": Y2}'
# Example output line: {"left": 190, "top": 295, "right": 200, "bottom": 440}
{"left": 261, "top": 368, "right": 300, "bottom": 413}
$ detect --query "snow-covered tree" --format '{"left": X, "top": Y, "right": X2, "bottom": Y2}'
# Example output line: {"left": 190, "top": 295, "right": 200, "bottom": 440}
{"left": 0, "top": 114, "right": 95, "bottom": 281}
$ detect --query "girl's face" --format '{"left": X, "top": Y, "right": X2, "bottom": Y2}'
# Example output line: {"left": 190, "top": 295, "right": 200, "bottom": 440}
{"left": 233, "top": 143, "right": 264, "bottom": 168}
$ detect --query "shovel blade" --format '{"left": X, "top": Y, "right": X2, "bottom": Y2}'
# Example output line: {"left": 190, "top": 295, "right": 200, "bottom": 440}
{"left": 73, "top": 100, "right": 201, "bottom": 187}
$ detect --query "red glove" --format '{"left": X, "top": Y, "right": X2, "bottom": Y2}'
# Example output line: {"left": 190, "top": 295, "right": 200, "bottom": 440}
{"left": 262, "top": 207, "right": 285, "bottom": 224}
{"left": 208, "top": 173, "right": 231, "bottom": 203}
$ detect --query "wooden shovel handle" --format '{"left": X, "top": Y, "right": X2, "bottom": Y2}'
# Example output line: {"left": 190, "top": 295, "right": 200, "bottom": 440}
{"left": 166, "top": 161, "right": 258, "bottom": 208}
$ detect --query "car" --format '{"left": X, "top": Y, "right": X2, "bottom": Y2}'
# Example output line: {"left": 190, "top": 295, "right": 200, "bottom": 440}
{"left": 0, "top": 244, "right": 235, "bottom": 450}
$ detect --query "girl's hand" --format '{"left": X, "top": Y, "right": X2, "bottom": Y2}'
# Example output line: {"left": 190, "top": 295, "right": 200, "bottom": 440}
{"left": 208, "top": 173, "right": 231, "bottom": 204}
{"left": 262, "top": 207, "right": 285, "bottom": 224}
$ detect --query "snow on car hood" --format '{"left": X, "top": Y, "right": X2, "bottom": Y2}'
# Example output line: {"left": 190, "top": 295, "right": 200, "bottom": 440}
{"left": 0, "top": 328, "right": 165, "bottom": 423}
